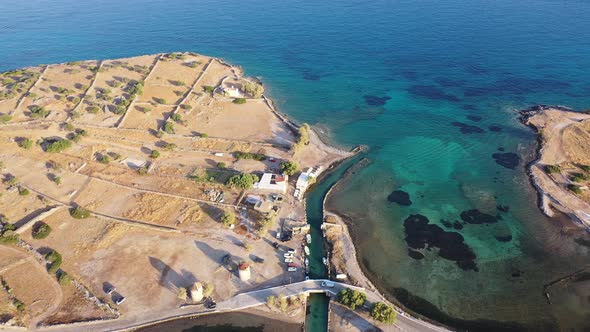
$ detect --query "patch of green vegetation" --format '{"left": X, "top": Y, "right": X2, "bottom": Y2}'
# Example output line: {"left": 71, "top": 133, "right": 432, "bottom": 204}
{"left": 233, "top": 98, "right": 246, "bottom": 104}
{"left": 150, "top": 149, "right": 160, "bottom": 158}
{"left": 97, "top": 154, "right": 110, "bottom": 164}
{"left": 180, "top": 104, "right": 191, "bottom": 110}
{"left": 0, "top": 114, "right": 13, "bottom": 123}
{"left": 203, "top": 86, "right": 215, "bottom": 93}
{"left": 242, "top": 80, "right": 264, "bottom": 98}
{"left": 568, "top": 184, "right": 583, "bottom": 195}
{"left": 87, "top": 105, "right": 99, "bottom": 113}
{"left": 226, "top": 173, "right": 259, "bottom": 189}
{"left": 137, "top": 165, "right": 148, "bottom": 175}
{"left": 234, "top": 151, "right": 266, "bottom": 161}
{"left": 570, "top": 173, "right": 590, "bottom": 183}
{"left": 57, "top": 271, "right": 71, "bottom": 285}
{"left": 217, "top": 162, "right": 226, "bottom": 169}
{"left": 53, "top": 176, "right": 62, "bottom": 185}
{"left": 221, "top": 212, "right": 236, "bottom": 227}
{"left": 3, "top": 175, "right": 18, "bottom": 187}
{"left": 45, "top": 250, "right": 62, "bottom": 274}
{"left": 32, "top": 221, "right": 52, "bottom": 239}
{"left": 18, "top": 187, "right": 29, "bottom": 196}
{"left": 154, "top": 97, "right": 167, "bottom": 105}
{"left": 30, "top": 105, "right": 50, "bottom": 119}
{"left": 0, "top": 222, "right": 19, "bottom": 245}
{"left": 19, "top": 138, "right": 33, "bottom": 150}
{"left": 163, "top": 121, "right": 175, "bottom": 134}
{"left": 580, "top": 165, "right": 590, "bottom": 173}
{"left": 70, "top": 206, "right": 90, "bottom": 219}
{"left": 545, "top": 165, "right": 561, "bottom": 174}
{"left": 337, "top": 288, "right": 366, "bottom": 310}
{"left": 280, "top": 160, "right": 298, "bottom": 175}
{"left": 371, "top": 302, "right": 397, "bottom": 324}
{"left": 163, "top": 142, "right": 177, "bottom": 151}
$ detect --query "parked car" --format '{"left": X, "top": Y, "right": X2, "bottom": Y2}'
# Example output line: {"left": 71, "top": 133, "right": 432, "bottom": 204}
{"left": 284, "top": 258, "right": 293, "bottom": 263}
{"left": 105, "top": 286, "right": 116, "bottom": 295}
{"left": 114, "top": 295, "right": 126, "bottom": 305}
{"left": 287, "top": 267, "right": 297, "bottom": 272}
{"left": 272, "top": 242, "right": 279, "bottom": 249}
{"left": 321, "top": 281, "right": 335, "bottom": 288}
{"left": 287, "top": 248, "right": 296, "bottom": 254}
{"left": 288, "top": 263, "right": 297, "bottom": 268}
{"left": 283, "top": 253, "right": 293, "bottom": 258}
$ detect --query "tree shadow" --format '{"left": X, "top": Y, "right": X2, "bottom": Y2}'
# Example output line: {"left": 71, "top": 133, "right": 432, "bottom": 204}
{"left": 148, "top": 256, "right": 198, "bottom": 291}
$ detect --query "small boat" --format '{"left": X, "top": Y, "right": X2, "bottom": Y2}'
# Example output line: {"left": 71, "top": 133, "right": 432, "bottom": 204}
{"left": 322, "top": 257, "right": 328, "bottom": 266}
{"left": 304, "top": 258, "right": 309, "bottom": 267}
{"left": 306, "top": 234, "right": 312, "bottom": 244}
{"left": 304, "top": 246, "right": 310, "bottom": 256}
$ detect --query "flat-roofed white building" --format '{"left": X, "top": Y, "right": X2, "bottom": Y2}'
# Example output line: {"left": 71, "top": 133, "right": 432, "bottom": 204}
{"left": 254, "top": 173, "right": 288, "bottom": 194}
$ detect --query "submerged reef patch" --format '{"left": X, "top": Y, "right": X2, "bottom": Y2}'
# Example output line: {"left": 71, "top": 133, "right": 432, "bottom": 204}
{"left": 403, "top": 214, "right": 477, "bottom": 271}
{"left": 407, "top": 85, "right": 460, "bottom": 102}
{"left": 451, "top": 122, "right": 485, "bottom": 134}
{"left": 460, "top": 209, "right": 499, "bottom": 224}
{"left": 363, "top": 95, "right": 391, "bottom": 106}
{"left": 388, "top": 190, "right": 412, "bottom": 206}
{"left": 492, "top": 152, "right": 519, "bottom": 169}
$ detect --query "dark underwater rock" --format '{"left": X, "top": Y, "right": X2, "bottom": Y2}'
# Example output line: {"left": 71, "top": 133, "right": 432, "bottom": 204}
{"left": 489, "top": 125, "right": 502, "bottom": 132}
{"left": 460, "top": 209, "right": 498, "bottom": 224}
{"left": 408, "top": 85, "right": 460, "bottom": 102}
{"left": 452, "top": 122, "right": 485, "bottom": 134}
{"left": 497, "top": 205, "right": 510, "bottom": 213}
{"left": 403, "top": 214, "right": 478, "bottom": 271}
{"left": 492, "top": 152, "right": 519, "bottom": 169}
{"left": 462, "top": 104, "right": 477, "bottom": 111}
{"left": 408, "top": 249, "right": 425, "bottom": 260}
{"left": 466, "top": 115, "right": 482, "bottom": 122}
{"left": 495, "top": 234, "right": 513, "bottom": 242}
{"left": 363, "top": 95, "right": 391, "bottom": 106}
{"left": 388, "top": 190, "right": 412, "bottom": 206}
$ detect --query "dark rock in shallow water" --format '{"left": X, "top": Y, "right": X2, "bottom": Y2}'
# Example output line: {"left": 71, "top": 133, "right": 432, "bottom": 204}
{"left": 403, "top": 214, "right": 478, "bottom": 271}
{"left": 301, "top": 70, "right": 321, "bottom": 81}
{"left": 388, "top": 190, "right": 412, "bottom": 206}
{"left": 441, "top": 219, "right": 453, "bottom": 228}
{"left": 460, "top": 209, "right": 498, "bottom": 224}
{"left": 462, "top": 104, "right": 477, "bottom": 111}
{"left": 466, "top": 115, "right": 482, "bottom": 122}
{"left": 451, "top": 122, "right": 485, "bottom": 134}
{"left": 489, "top": 125, "right": 502, "bottom": 132}
{"left": 453, "top": 221, "right": 463, "bottom": 230}
{"left": 408, "top": 249, "right": 425, "bottom": 260}
{"left": 497, "top": 147, "right": 505, "bottom": 152}
{"left": 497, "top": 205, "right": 510, "bottom": 212}
{"left": 407, "top": 85, "right": 460, "bottom": 102}
{"left": 492, "top": 152, "right": 520, "bottom": 170}
{"left": 363, "top": 95, "right": 391, "bottom": 106}
{"left": 434, "top": 77, "right": 465, "bottom": 88}
{"left": 495, "top": 234, "right": 513, "bottom": 242}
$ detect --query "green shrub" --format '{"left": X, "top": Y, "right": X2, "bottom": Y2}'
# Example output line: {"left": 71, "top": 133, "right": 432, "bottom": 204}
{"left": 57, "top": 271, "right": 71, "bottom": 285}
{"left": 242, "top": 80, "right": 264, "bottom": 98}
{"left": 30, "top": 105, "right": 50, "bottom": 119}
{"left": 97, "top": 154, "right": 110, "bottom": 164}
{"left": 200, "top": 133, "right": 208, "bottom": 138}
{"left": 46, "top": 139, "right": 72, "bottom": 153}
{"left": 568, "top": 184, "right": 583, "bottom": 195}
{"left": 571, "top": 173, "right": 589, "bottom": 182}
{"left": 45, "top": 250, "right": 62, "bottom": 274}
{"left": 150, "top": 150, "right": 160, "bottom": 158}
{"left": 545, "top": 165, "right": 561, "bottom": 174}
{"left": 18, "top": 187, "right": 29, "bottom": 196}
{"left": 113, "top": 105, "right": 126, "bottom": 115}
{"left": 370, "top": 302, "right": 397, "bottom": 324}
{"left": 155, "top": 97, "right": 167, "bottom": 104}
{"left": 233, "top": 98, "right": 246, "bottom": 104}
{"left": 3, "top": 176, "right": 18, "bottom": 186}
{"left": 137, "top": 165, "right": 148, "bottom": 175}
{"left": 0, "top": 114, "right": 13, "bottom": 123}
{"left": 87, "top": 106, "right": 99, "bottom": 113}
{"left": 280, "top": 161, "right": 298, "bottom": 175}
{"left": 163, "top": 142, "right": 177, "bottom": 151}
{"left": 53, "top": 176, "right": 62, "bottom": 185}
{"left": 581, "top": 165, "right": 590, "bottom": 173}
{"left": 12, "top": 299, "right": 25, "bottom": 312}
{"left": 221, "top": 212, "right": 236, "bottom": 227}
{"left": 217, "top": 162, "right": 226, "bottom": 169}
{"left": 234, "top": 151, "right": 266, "bottom": 161}
{"left": 337, "top": 288, "right": 366, "bottom": 310}
{"left": 32, "top": 222, "right": 52, "bottom": 239}
{"left": 163, "top": 121, "right": 175, "bottom": 134}
{"left": 226, "top": 173, "right": 259, "bottom": 189}
{"left": 19, "top": 138, "right": 33, "bottom": 150}
{"left": 70, "top": 206, "right": 90, "bottom": 219}
{"left": 180, "top": 104, "right": 191, "bottom": 110}
{"left": 203, "top": 86, "right": 215, "bottom": 93}
{"left": 0, "top": 233, "right": 19, "bottom": 245}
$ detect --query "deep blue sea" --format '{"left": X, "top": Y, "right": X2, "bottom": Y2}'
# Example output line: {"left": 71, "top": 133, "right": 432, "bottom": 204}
{"left": 2, "top": 0, "right": 590, "bottom": 330}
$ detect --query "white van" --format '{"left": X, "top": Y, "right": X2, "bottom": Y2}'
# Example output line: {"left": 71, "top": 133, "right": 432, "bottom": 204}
{"left": 287, "top": 267, "right": 297, "bottom": 272}
{"left": 321, "top": 281, "right": 335, "bottom": 288}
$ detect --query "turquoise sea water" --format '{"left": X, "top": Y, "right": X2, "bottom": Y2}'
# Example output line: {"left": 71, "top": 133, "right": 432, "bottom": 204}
{"left": 2, "top": 0, "right": 590, "bottom": 330}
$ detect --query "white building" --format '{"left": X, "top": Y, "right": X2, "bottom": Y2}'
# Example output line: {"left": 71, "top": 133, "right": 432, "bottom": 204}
{"left": 254, "top": 173, "right": 288, "bottom": 194}
{"left": 190, "top": 282, "right": 203, "bottom": 302}
{"left": 295, "top": 166, "right": 322, "bottom": 200}
{"left": 238, "top": 263, "right": 251, "bottom": 281}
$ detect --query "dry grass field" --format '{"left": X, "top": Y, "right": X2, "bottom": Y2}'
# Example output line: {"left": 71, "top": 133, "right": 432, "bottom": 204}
{"left": 0, "top": 52, "right": 348, "bottom": 328}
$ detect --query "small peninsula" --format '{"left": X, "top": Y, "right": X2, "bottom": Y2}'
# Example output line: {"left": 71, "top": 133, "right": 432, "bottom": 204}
{"left": 0, "top": 53, "right": 441, "bottom": 332}
{"left": 520, "top": 105, "right": 590, "bottom": 231}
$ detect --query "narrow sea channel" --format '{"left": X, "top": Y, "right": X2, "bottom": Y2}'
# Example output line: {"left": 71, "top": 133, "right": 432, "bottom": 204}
{"left": 304, "top": 156, "right": 362, "bottom": 332}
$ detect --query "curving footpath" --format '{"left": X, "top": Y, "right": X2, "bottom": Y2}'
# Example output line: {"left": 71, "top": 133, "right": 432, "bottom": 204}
{"left": 29, "top": 279, "right": 448, "bottom": 332}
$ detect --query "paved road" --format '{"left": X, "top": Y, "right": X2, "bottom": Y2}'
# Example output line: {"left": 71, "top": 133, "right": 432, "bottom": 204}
{"left": 31, "top": 279, "right": 448, "bottom": 332}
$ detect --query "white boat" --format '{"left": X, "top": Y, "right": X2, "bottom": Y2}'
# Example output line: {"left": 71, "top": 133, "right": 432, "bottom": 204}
{"left": 304, "top": 258, "right": 309, "bottom": 267}
{"left": 306, "top": 234, "right": 312, "bottom": 244}
{"left": 322, "top": 257, "right": 328, "bottom": 266}
{"left": 304, "top": 246, "right": 310, "bottom": 256}
{"left": 284, "top": 258, "right": 293, "bottom": 263}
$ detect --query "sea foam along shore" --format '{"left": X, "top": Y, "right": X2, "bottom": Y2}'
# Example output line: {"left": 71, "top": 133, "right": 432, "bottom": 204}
{"left": 518, "top": 105, "right": 590, "bottom": 232}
